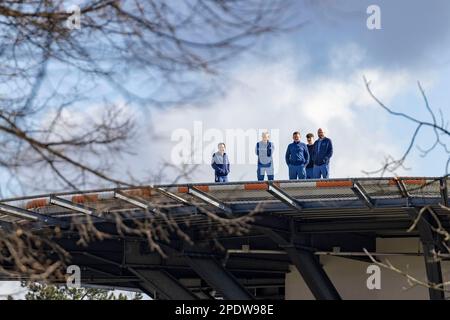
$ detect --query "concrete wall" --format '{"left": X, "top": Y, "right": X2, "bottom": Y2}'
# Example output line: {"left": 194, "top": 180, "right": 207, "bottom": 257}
{"left": 285, "top": 238, "right": 450, "bottom": 300}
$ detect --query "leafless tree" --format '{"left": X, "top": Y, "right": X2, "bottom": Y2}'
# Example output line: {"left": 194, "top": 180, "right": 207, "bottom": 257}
{"left": 0, "top": 0, "right": 300, "bottom": 289}
{"left": 0, "top": 0, "right": 298, "bottom": 194}
{"left": 364, "top": 77, "right": 450, "bottom": 296}
{"left": 364, "top": 76, "right": 449, "bottom": 177}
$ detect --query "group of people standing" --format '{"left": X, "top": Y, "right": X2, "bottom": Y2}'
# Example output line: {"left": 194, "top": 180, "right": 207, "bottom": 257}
{"left": 211, "top": 128, "right": 333, "bottom": 183}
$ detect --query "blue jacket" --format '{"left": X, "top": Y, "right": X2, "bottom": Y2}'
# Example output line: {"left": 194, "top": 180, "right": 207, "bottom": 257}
{"left": 313, "top": 137, "right": 333, "bottom": 165}
{"left": 285, "top": 141, "right": 310, "bottom": 166}
{"left": 306, "top": 144, "right": 315, "bottom": 169}
{"left": 211, "top": 152, "right": 230, "bottom": 176}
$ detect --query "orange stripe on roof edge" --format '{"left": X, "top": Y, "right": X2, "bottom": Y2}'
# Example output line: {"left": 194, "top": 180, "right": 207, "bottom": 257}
{"left": 193, "top": 185, "right": 209, "bottom": 192}
{"left": 124, "top": 188, "right": 152, "bottom": 198}
{"left": 72, "top": 194, "right": 99, "bottom": 204}
{"left": 388, "top": 178, "right": 427, "bottom": 186}
{"left": 316, "top": 180, "right": 353, "bottom": 188}
{"left": 245, "top": 183, "right": 268, "bottom": 191}
{"left": 178, "top": 186, "right": 209, "bottom": 193}
{"left": 26, "top": 198, "right": 48, "bottom": 209}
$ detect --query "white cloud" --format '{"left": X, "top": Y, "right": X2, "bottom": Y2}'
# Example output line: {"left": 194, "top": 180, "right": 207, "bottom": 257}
{"left": 329, "top": 43, "right": 366, "bottom": 71}
{"left": 30, "top": 43, "right": 431, "bottom": 185}
{"left": 137, "top": 45, "right": 420, "bottom": 183}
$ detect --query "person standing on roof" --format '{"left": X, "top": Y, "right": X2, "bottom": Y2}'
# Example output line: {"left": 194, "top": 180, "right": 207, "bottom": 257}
{"left": 306, "top": 133, "right": 315, "bottom": 179}
{"left": 211, "top": 142, "right": 230, "bottom": 183}
{"left": 256, "top": 132, "right": 275, "bottom": 181}
{"left": 312, "top": 128, "right": 333, "bottom": 179}
{"left": 285, "top": 131, "right": 310, "bottom": 180}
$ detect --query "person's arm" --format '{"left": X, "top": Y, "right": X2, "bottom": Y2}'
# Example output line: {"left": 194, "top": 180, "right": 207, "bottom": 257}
{"left": 285, "top": 145, "right": 290, "bottom": 165}
{"left": 327, "top": 139, "right": 333, "bottom": 158}
{"left": 324, "top": 139, "right": 333, "bottom": 163}
{"left": 304, "top": 145, "right": 310, "bottom": 167}
{"left": 255, "top": 143, "right": 259, "bottom": 156}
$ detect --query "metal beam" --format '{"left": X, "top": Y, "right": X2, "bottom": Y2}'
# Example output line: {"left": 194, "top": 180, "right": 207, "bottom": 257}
{"left": 50, "top": 196, "right": 94, "bottom": 215}
{"left": 223, "top": 197, "right": 443, "bottom": 216}
{"left": 187, "top": 187, "right": 232, "bottom": 216}
{"left": 286, "top": 247, "right": 341, "bottom": 300}
{"left": 114, "top": 191, "right": 152, "bottom": 210}
{"left": 262, "top": 228, "right": 341, "bottom": 300}
{"left": 128, "top": 267, "right": 198, "bottom": 300}
{"left": 394, "top": 178, "right": 411, "bottom": 198}
{"left": 351, "top": 181, "right": 374, "bottom": 208}
{"left": 267, "top": 183, "right": 303, "bottom": 211}
{"left": 113, "top": 191, "right": 189, "bottom": 221}
{"left": 123, "top": 241, "right": 290, "bottom": 273}
{"left": 440, "top": 178, "right": 448, "bottom": 207}
{"left": 0, "top": 202, "right": 65, "bottom": 226}
{"left": 184, "top": 254, "right": 254, "bottom": 300}
{"left": 405, "top": 207, "right": 445, "bottom": 300}
{"left": 76, "top": 251, "right": 122, "bottom": 267}
{"left": 123, "top": 242, "right": 200, "bottom": 299}
{"left": 154, "top": 187, "right": 193, "bottom": 206}
{"left": 252, "top": 214, "right": 291, "bottom": 233}
{"left": 49, "top": 196, "right": 108, "bottom": 223}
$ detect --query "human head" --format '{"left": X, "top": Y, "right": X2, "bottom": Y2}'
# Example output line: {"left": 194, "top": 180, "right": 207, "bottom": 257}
{"left": 262, "top": 132, "right": 270, "bottom": 142}
{"left": 317, "top": 128, "right": 325, "bottom": 139}
{"left": 218, "top": 142, "right": 226, "bottom": 153}
{"left": 292, "top": 131, "right": 300, "bottom": 142}
{"left": 306, "top": 133, "right": 314, "bottom": 145}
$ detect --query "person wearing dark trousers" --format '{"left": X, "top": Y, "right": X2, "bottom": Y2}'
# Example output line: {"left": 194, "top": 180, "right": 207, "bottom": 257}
{"left": 313, "top": 128, "right": 333, "bottom": 179}
{"left": 285, "top": 131, "right": 310, "bottom": 180}
{"left": 211, "top": 142, "right": 230, "bottom": 182}
{"left": 306, "top": 133, "right": 315, "bottom": 179}
{"left": 256, "top": 132, "right": 275, "bottom": 181}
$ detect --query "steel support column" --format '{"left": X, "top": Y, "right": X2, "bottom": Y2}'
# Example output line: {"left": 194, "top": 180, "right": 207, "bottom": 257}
{"left": 262, "top": 228, "right": 341, "bottom": 300}
{"left": 406, "top": 207, "right": 445, "bottom": 300}
{"left": 128, "top": 268, "right": 198, "bottom": 300}
{"left": 184, "top": 254, "right": 254, "bottom": 300}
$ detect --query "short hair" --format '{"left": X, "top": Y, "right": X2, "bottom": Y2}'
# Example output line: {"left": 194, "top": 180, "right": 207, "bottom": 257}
{"left": 292, "top": 131, "right": 300, "bottom": 136}
{"left": 218, "top": 142, "right": 226, "bottom": 148}
{"left": 306, "top": 133, "right": 314, "bottom": 139}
